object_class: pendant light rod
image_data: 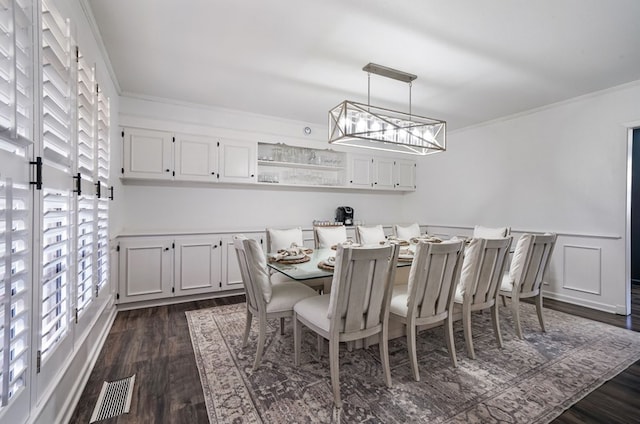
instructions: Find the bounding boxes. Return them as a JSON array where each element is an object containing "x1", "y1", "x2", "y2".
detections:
[{"x1": 362, "y1": 63, "x2": 417, "y2": 83}]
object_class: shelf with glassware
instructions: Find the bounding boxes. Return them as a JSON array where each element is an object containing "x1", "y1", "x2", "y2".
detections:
[{"x1": 256, "y1": 142, "x2": 346, "y2": 187}]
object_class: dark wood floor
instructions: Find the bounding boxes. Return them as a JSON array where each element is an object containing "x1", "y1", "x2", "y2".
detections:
[{"x1": 70, "y1": 286, "x2": 640, "y2": 423}]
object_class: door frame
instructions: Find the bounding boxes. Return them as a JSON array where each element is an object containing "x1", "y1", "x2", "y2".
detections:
[{"x1": 625, "y1": 122, "x2": 640, "y2": 316}]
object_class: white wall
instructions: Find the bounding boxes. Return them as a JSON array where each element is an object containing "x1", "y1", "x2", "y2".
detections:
[
  {"x1": 118, "y1": 96, "x2": 412, "y2": 234},
  {"x1": 405, "y1": 80, "x2": 640, "y2": 314}
]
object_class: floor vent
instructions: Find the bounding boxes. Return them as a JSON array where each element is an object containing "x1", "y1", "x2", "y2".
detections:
[{"x1": 90, "y1": 374, "x2": 136, "y2": 423}]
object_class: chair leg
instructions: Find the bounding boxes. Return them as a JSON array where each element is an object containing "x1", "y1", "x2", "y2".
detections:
[
  {"x1": 253, "y1": 316, "x2": 267, "y2": 371},
  {"x1": 501, "y1": 294, "x2": 507, "y2": 307},
  {"x1": 535, "y1": 293, "x2": 546, "y2": 333},
  {"x1": 294, "y1": 313, "x2": 302, "y2": 366},
  {"x1": 329, "y1": 337, "x2": 342, "y2": 409},
  {"x1": 512, "y1": 297, "x2": 523, "y2": 339},
  {"x1": 317, "y1": 334, "x2": 323, "y2": 359},
  {"x1": 243, "y1": 310, "x2": 252, "y2": 347},
  {"x1": 379, "y1": 323, "x2": 392, "y2": 388},
  {"x1": 407, "y1": 324, "x2": 420, "y2": 381},
  {"x1": 444, "y1": 317, "x2": 458, "y2": 368},
  {"x1": 491, "y1": 304, "x2": 503, "y2": 348},
  {"x1": 280, "y1": 317, "x2": 285, "y2": 335},
  {"x1": 463, "y1": 304, "x2": 475, "y2": 359}
]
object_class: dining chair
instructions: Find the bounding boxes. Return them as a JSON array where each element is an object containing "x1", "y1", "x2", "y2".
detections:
[
  {"x1": 355, "y1": 224, "x2": 386, "y2": 245},
  {"x1": 389, "y1": 239, "x2": 465, "y2": 381},
  {"x1": 472, "y1": 225, "x2": 511, "y2": 239},
  {"x1": 313, "y1": 224, "x2": 348, "y2": 249},
  {"x1": 293, "y1": 244, "x2": 399, "y2": 408},
  {"x1": 233, "y1": 235, "x2": 318, "y2": 370},
  {"x1": 266, "y1": 226, "x2": 304, "y2": 252},
  {"x1": 393, "y1": 222, "x2": 421, "y2": 241},
  {"x1": 499, "y1": 233, "x2": 557, "y2": 339},
  {"x1": 452, "y1": 237, "x2": 512, "y2": 359}
]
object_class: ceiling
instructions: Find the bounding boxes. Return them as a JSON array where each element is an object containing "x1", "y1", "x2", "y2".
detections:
[{"x1": 88, "y1": 0, "x2": 640, "y2": 130}]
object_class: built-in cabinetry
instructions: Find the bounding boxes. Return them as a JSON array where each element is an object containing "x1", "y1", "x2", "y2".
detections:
[
  {"x1": 348, "y1": 154, "x2": 416, "y2": 190},
  {"x1": 122, "y1": 127, "x2": 257, "y2": 183},
  {"x1": 117, "y1": 232, "x2": 261, "y2": 305},
  {"x1": 121, "y1": 126, "x2": 416, "y2": 191}
]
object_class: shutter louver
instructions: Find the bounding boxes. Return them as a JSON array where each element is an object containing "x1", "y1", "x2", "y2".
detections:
[{"x1": 0, "y1": 179, "x2": 30, "y2": 407}]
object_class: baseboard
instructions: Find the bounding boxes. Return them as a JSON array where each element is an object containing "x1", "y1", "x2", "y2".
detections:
[
  {"x1": 116, "y1": 289, "x2": 245, "y2": 311},
  {"x1": 542, "y1": 290, "x2": 622, "y2": 314}
]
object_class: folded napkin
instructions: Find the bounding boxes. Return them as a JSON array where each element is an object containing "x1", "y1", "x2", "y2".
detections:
[
  {"x1": 270, "y1": 243, "x2": 313, "y2": 261},
  {"x1": 410, "y1": 235, "x2": 442, "y2": 244}
]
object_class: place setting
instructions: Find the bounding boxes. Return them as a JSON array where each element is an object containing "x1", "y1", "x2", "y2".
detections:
[{"x1": 268, "y1": 243, "x2": 313, "y2": 264}]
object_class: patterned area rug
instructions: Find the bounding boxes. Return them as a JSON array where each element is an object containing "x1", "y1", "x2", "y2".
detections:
[{"x1": 186, "y1": 302, "x2": 640, "y2": 423}]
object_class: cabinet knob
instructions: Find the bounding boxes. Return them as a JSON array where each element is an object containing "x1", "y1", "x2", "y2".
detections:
[
  {"x1": 350, "y1": 180, "x2": 353, "y2": 183},
  {"x1": 251, "y1": 174, "x2": 255, "y2": 177},
  {"x1": 211, "y1": 172, "x2": 216, "y2": 175},
  {"x1": 164, "y1": 247, "x2": 169, "y2": 251},
  {"x1": 374, "y1": 182, "x2": 377, "y2": 185},
  {"x1": 213, "y1": 245, "x2": 218, "y2": 249},
  {"x1": 165, "y1": 169, "x2": 170, "y2": 172}
]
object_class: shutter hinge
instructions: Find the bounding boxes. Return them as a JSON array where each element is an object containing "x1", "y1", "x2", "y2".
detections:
[
  {"x1": 29, "y1": 156, "x2": 43, "y2": 190},
  {"x1": 73, "y1": 173, "x2": 82, "y2": 196},
  {"x1": 36, "y1": 350, "x2": 42, "y2": 373},
  {"x1": 96, "y1": 182, "x2": 101, "y2": 198},
  {"x1": 75, "y1": 308, "x2": 79, "y2": 324},
  {"x1": 109, "y1": 186, "x2": 114, "y2": 200},
  {"x1": 96, "y1": 83, "x2": 100, "y2": 95},
  {"x1": 95, "y1": 285, "x2": 99, "y2": 297},
  {"x1": 75, "y1": 45, "x2": 79, "y2": 62}
]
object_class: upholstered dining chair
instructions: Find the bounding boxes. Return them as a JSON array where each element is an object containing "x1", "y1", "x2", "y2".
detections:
[
  {"x1": 355, "y1": 224, "x2": 386, "y2": 245},
  {"x1": 472, "y1": 225, "x2": 511, "y2": 239},
  {"x1": 389, "y1": 240, "x2": 465, "y2": 382},
  {"x1": 499, "y1": 233, "x2": 557, "y2": 339},
  {"x1": 452, "y1": 237, "x2": 512, "y2": 359},
  {"x1": 266, "y1": 226, "x2": 304, "y2": 252},
  {"x1": 313, "y1": 224, "x2": 348, "y2": 249},
  {"x1": 293, "y1": 244, "x2": 399, "y2": 409},
  {"x1": 233, "y1": 235, "x2": 318, "y2": 370},
  {"x1": 393, "y1": 222, "x2": 421, "y2": 241}
]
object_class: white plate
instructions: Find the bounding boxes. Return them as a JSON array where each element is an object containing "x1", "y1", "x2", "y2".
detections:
[{"x1": 284, "y1": 254, "x2": 306, "y2": 260}]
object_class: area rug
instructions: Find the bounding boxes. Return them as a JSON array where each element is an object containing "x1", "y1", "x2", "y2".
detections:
[{"x1": 186, "y1": 302, "x2": 640, "y2": 423}]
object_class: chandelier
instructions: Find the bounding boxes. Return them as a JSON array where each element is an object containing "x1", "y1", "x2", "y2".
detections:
[{"x1": 328, "y1": 63, "x2": 446, "y2": 155}]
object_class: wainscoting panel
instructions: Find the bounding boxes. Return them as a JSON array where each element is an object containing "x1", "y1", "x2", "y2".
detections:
[{"x1": 563, "y1": 245, "x2": 602, "y2": 295}]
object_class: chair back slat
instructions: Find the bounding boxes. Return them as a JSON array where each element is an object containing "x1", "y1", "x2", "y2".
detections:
[
  {"x1": 519, "y1": 234, "x2": 556, "y2": 295},
  {"x1": 409, "y1": 241, "x2": 465, "y2": 320},
  {"x1": 233, "y1": 238, "x2": 265, "y2": 312},
  {"x1": 471, "y1": 238, "x2": 512, "y2": 305},
  {"x1": 332, "y1": 245, "x2": 398, "y2": 335}
]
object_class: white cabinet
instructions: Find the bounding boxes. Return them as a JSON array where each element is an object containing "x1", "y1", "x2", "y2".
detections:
[
  {"x1": 174, "y1": 236, "x2": 222, "y2": 295},
  {"x1": 221, "y1": 234, "x2": 262, "y2": 291},
  {"x1": 175, "y1": 134, "x2": 218, "y2": 182},
  {"x1": 347, "y1": 154, "x2": 415, "y2": 191},
  {"x1": 395, "y1": 159, "x2": 416, "y2": 190},
  {"x1": 218, "y1": 139, "x2": 257, "y2": 183},
  {"x1": 118, "y1": 237, "x2": 174, "y2": 303},
  {"x1": 348, "y1": 154, "x2": 375, "y2": 188},
  {"x1": 123, "y1": 127, "x2": 173, "y2": 179}
]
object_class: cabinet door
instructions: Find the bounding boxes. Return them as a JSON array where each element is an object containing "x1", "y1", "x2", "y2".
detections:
[
  {"x1": 222, "y1": 233, "x2": 263, "y2": 291},
  {"x1": 373, "y1": 157, "x2": 395, "y2": 189},
  {"x1": 175, "y1": 134, "x2": 218, "y2": 182},
  {"x1": 174, "y1": 237, "x2": 222, "y2": 295},
  {"x1": 123, "y1": 127, "x2": 173, "y2": 179},
  {"x1": 348, "y1": 154, "x2": 373, "y2": 188},
  {"x1": 118, "y1": 237, "x2": 173, "y2": 303},
  {"x1": 395, "y1": 159, "x2": 417, "y2": 190},
  {"x1": 218, "y1": 139, "x2": 256, "y2": 183}
]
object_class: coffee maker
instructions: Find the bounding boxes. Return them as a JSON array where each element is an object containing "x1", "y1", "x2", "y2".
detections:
[{"x1": 335, "y1": 206, "x2": 354, "y2": 226}]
